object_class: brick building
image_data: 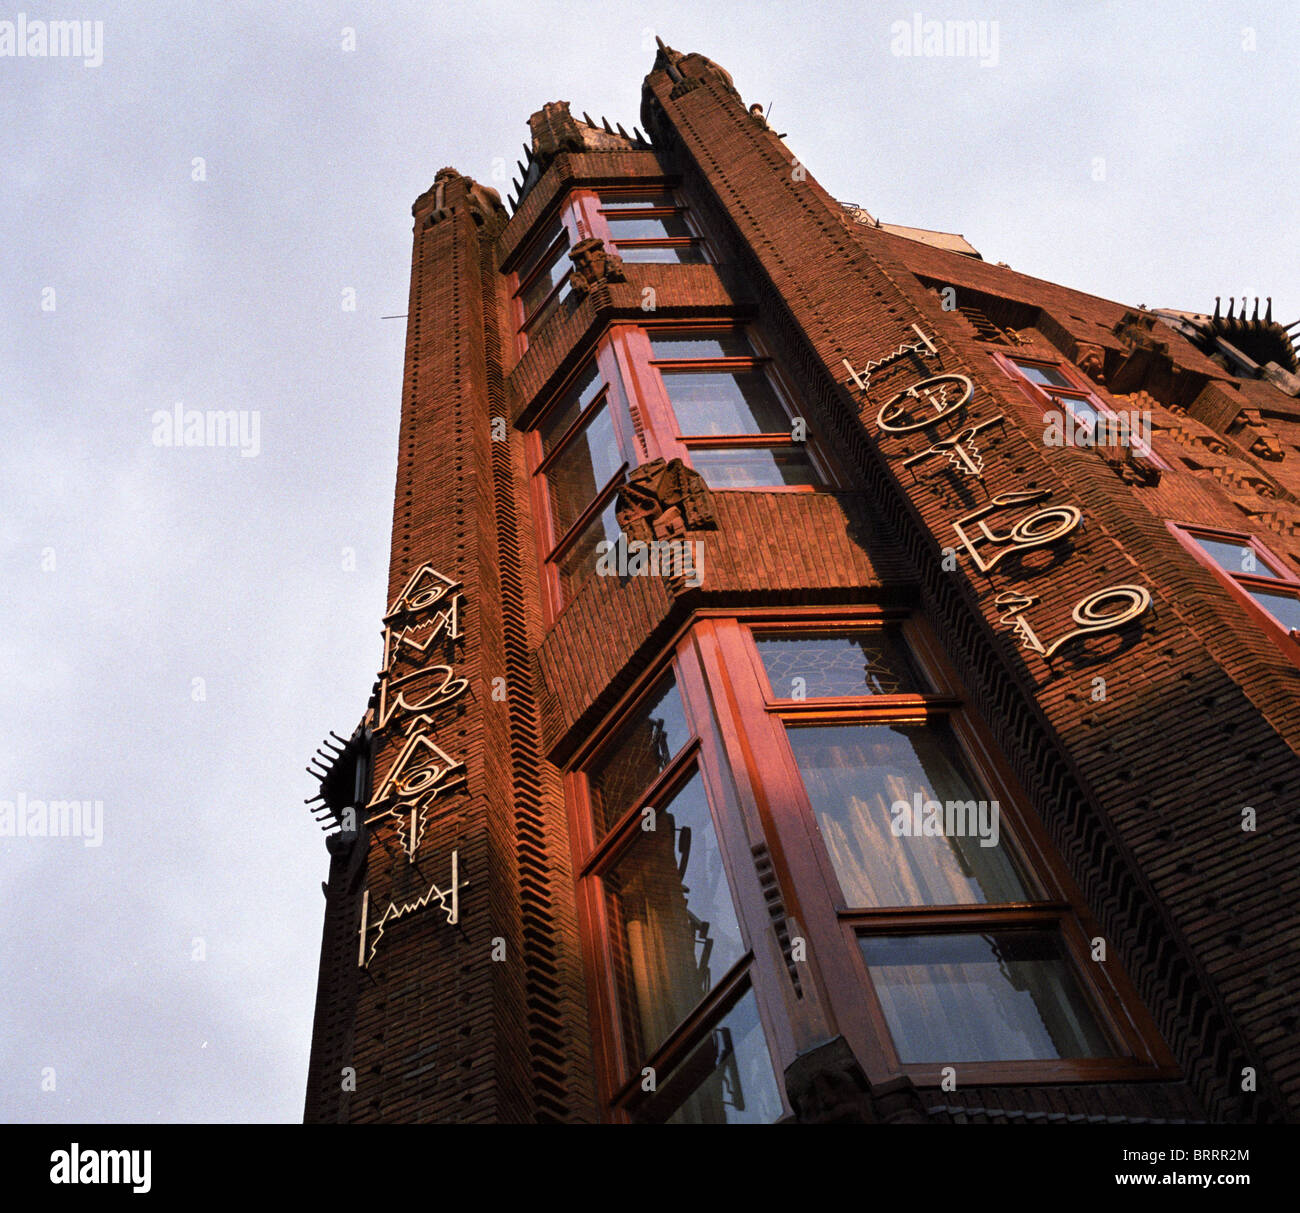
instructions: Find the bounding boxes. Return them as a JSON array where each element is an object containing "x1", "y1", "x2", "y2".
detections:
[{"x1": 302, "y1": 43, "x2": 1300, "y2": 1125}]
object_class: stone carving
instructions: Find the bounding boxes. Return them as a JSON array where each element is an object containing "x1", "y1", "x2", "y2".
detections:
[
  {"x1": 1074, "y1": 341, "x2": 1106, "y2": 382},
  {"x1": 614, "y1": 457, "x2": 716, "y2": 544},
  {"x1": 566, "y1": 237, "x2": 627, "y2": 298},
  {"x1": 1112, "y1": 452, "x2": 1163, "y2": 487},
  {"x1": 1233, "y1": 409, "x2": 1285, "y2": 462},
  {"x1": 784, "y1": 1037, "x2": 928, "y2": 1124}
]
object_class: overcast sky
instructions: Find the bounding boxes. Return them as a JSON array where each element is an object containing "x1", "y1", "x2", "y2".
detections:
[{"x1": 2, "y1": 0, "x2": 1296, "y2": 1124}]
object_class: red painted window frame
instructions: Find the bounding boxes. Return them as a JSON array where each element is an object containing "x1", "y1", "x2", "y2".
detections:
[
  {"x1": 509, "y1": 185, "x2": 711, "y2": 355},
  {"x1": 1168, "y1": 522, "x2": 1300, "y2": 661},
  {"x1": 991, "y1": 349, "x2": 1168, "y2": 468},
  {"x1": 527, "y1": 336, "x2": 644, "y2": 624}
]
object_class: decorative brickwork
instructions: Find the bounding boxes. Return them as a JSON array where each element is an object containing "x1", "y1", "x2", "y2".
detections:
[{"x1": 306, "y1": 45, "x2": 1300, "y2": 1125}]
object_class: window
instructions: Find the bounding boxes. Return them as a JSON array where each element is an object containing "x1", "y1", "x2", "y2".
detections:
[
  {"x1": 568, "y1": 656, "x2": 787, "y2": 1123},
  {"x1": 567, "y1": 615, "x2": 1173, "y2": 1119},
  {"x1": 994, "y1": 351, "x2": 1167, "y2": 468},
  {"x1": 636, "y1": 327, "x2": 829, "y2": 490},
  {"x1": 703, "y1": 611, "x2": 1173, "y2": 1085},
  {"x1": 509, "y1": 185, "x2": 710, "y2": 347},
  {"x1": 859, "y1": 931, "x2": 1111, "y2": 1063},
  {"x1": 1170, "y1": 524, "x2": 1300, "y2": 647},
  {"x1": 527, "y1": 326, "x2": 836, "y2": 619},
  {"x1": 529, "y1": 353, "x2": 639, "y2": 615},
  {"x1": 510, "y1": 217, "x2": 574, "y2": 337},
  {"x1": 595, "y1": 189, "x2": 708, "y2": 264}
]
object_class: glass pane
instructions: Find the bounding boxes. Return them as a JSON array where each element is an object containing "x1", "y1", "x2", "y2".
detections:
[
  {"x1": 606, "y1": 214, "x2": 694, "y2": 241},
  {"x1": 539, "y1": 361, "x2": 605, "y2": 457},
  {"x1": 586, "y1": 674, "x2": 691, "y2": 836},
  {"x1": 518, "y1": 237, "x2": 569, "y2": 318},
  {"x1": 650, "y1": 330, "x2": 753, "y2": 360},
  {"x1": 516, "y1": 221, "x2": 565, "y2": 284},
  {"x1": 523, "y1": 278, "x2": 572, "y2": 333},
  {"x1": 662, "y1": 369, "x2": 788, "y2": 435},
  {"x1": 617, "y1": 244, "x2": 706, "y2": 264},
  {"x1": 545, "y1": 403, "x2": 622, "y2": 537},
  {"x1": 689, "y1": 446, "x2": 819, "y2": 489},
  {"x1": 658, "y1": 991, "x2": 784, "y2": 1124},
  {"x1": 604, "y1": 770, "x2": 745, "y2": 1058},
  {"x1": 600, "y1": 192, "x2": 676, "y2": 210},
  {"x1": 754, "y1": 628, "x2": 927, "y2": 698},
  {"x1": 554, "y1": 499, "x2": 620, "y2": 606},
  {"x1": 1248, "y1": 587, "x2": 1300, "y2": 632},
  {"x1": 1193, "y1": 534, "x2": 1278, "y2": 578},
  {"x1": 786, "y1": 723, "x2": 1026, "y2": 907},
  {"x1": 859, "y1": 932, "x2": 1111, "y2": 1063},
  {"x1": 1012, "y1": 360, "x2": 1073, "y2": 388}
]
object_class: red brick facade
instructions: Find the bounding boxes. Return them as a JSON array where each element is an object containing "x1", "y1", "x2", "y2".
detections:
[{"x1": 303, "y1": 45, "x2": 1300, "y2": 1124}]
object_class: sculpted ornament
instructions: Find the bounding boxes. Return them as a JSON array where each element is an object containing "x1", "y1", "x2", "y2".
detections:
[
  {"x1": 842, "y1": 325, "x2": 938, "y2": 398},
  {"x1": 358, "y1": 851, "x2": 466, "y2": 967},
  {"x1": 994, "y1": 584, "x2": 1152, "y2": 662},
  {"x1": 876, "y1": 374, "x2": 974, "y2": 433},
  {"x1": 952, "y1": 490, "x2": 1083, "y2": 573}
]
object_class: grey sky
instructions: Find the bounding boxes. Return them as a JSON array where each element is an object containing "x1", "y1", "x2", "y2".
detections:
[{"x1": 2, "y1": 0, "x2": 1295, "y2": 1123}]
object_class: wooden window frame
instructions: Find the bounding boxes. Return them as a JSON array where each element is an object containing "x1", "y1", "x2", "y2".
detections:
[
  {"x1": 1169, "y1": 522, "x2": 1300, "y2": 661},
  {"x1": 564, "y1": 610, "x2": 1176, "y2": 1122},
  {"x1": 526, "y1": 323, "x2": 839, "y2": 623},
  {"x1": 507, "y1": 184, "x2": 709, "y2": 354},
  {"x1": 991, "y1": 349, "x2": 1168, "y2": 469},
  {"x1": 507, "y1": 191, "x2": 600, "y2": 351}
]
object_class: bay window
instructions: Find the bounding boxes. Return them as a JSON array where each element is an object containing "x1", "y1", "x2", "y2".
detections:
[
  {"x1": 568, "y1": 653, "x2": 788, "y2": 1124},
  {"x1": 529, "y1": 353, "x2": 638, "y2": 614},
  {"x1": 528, "y1": 325, "x2": 835, "y2": 619},
  {"x1": 509, "y1": 186, "x2": 710, "y2": 347},
  {"x1": 510, "y1": 217, "x2": 574, "y2": 337},
  {"x1": 567, "y1": 612, "x2": 1173, "y2": 1119},
  {"x1": 636, "y1": 326, "x2": 829, "y2": 490}
]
